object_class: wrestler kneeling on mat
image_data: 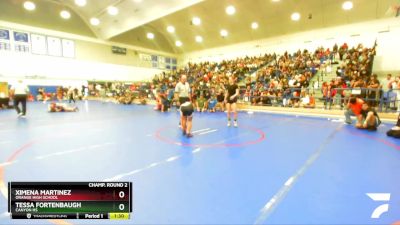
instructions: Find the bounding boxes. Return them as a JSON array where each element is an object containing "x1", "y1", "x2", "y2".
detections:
[
  {"x1": 48, "y1": 102, "x2": 78, "y2": 113},
  {"x1": 180, "y1": 100, "x2": 194, "y2": 138},
  {"x1": 356, "y1": 102, "x2": 381, "y2": 131}
]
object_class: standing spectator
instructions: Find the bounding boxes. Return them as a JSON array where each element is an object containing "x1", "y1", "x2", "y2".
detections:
[
  {"x1": 68, "y1": 86, "x2": 75, "y2": 103},
  {"x1": 56, "y1": 86, "x2": 63, "y2": 101},
  {"x1": 366, "y1": 74, "x2": 380, "y2": 107},
  {"x1": 335, "y1": 78, "x2": 347, "y2": 110},
  {"x1": 167, "y1": 85, "x2": 175, "y2": 108},
  {"x1": 322, "y1": 82, "x2": 331, "y2": 110},
  {"x1": 10, "y1": 80, "x2": 29, "y2": 117},
  {"x1": 382, "y1": 74, "x2": 394, "y2": 109}
]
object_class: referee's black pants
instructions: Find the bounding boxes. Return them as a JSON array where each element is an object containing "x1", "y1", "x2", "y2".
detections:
[{"x1": 14, "y1": 94, "x2": 27, "y2": 115}]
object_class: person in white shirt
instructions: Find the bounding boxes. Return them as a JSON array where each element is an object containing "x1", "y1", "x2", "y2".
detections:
[
  {"x1": 10, "y1": 80, "x2": 29, "y2": 117},
  {"x1": 174, "y1": 75, "x2": 190, "y2": 106},
  {"x1": 175, "y1": 75, "x2": 191, "y2": 127}
]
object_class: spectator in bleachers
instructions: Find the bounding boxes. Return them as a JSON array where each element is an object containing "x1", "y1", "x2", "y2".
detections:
[
  {"x1": 382, "y1": 74, "x2": 394, "y2": 107},
  {"x1": 142, "y1": 42, "x2": 376, "y2": 111},
  {"x1": 260, "y1": 90, "x2": 272, "y2": 106}
]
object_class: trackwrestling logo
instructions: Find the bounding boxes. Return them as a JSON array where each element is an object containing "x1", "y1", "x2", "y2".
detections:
[{"x1": 367, "y1": 193, "x2": 391, "y2": 219}]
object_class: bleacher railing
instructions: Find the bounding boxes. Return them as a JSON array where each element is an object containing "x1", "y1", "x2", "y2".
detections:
[{"x1": 238, "y1": 87, "x2": 400, "y2": 113}]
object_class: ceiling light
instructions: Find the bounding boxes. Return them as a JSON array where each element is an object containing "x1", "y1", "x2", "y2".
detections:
[
  {"x1": 133, "y1": 0, "x2": 142, "y2": 2},
  {"x1": 175, "y1": 40, "x2": 182, "y2": 47},
  {"x1": 192, "y1": 17, "x2": 201, "y2": 26},
  {"x1": 23, "y1": 1, "x2": 36, "y2": 11},
  {"x1": 220, "y1": 29, "x2": 228, "y2": 37},
  {"x1": 291, "y1": 12, "x2": 301, "y2": 21},
  {"x1": 107, "y1": 6, "x2": 119, "y2": 16},
  {"x1": 226, "y1": 5, "x2": 236, "y2": 15},
  {"x1": 342, "y1": 1, "x2": 353, "y2": 10},
  {"x1": 74, "y1": 0, "x2": 87, "y2": 7},
  {"x1": 147, "y1": 32, "x2": 154, "y2": 39},
  {"x1": 167, "y1": 26, "x2": 175, "y2": 33},
  {"x1": 90, "y1": 18, "x2": 100, "y2": 26},
  {"x1": 251, "y1": 22, "x2": 259, "y2": 29},
  {"x1": 195, "y1": 36, "x2": 203, "y2": 43},
  {"x1": 271, "y1": 0, "x2": 280, "y2": 2},
  {"x1": 60, "y1": 10, "x2": 71, "y2": 19}
]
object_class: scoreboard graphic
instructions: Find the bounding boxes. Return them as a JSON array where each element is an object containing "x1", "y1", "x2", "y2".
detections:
[{"x1": 8, "y1": 182, "x2": 132, "y2": 220}]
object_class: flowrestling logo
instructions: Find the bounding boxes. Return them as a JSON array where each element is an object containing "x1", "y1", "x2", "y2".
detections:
[{"x1": 366, "y1": 193, "x2": 391, "y2": 219}]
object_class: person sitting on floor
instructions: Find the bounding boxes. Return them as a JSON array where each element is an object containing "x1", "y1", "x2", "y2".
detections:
[
  {"x1": 196, "y1": 94, "x2": 207, "y2": 112},
  {"x1": 387, "y1": 113, "x2": 400, "y2": 138},
  {"x1": 48, "y1": 102, "x2": 78, "y2": 112},
  {"x1": 208, "y1": 95, "x2": 217, "y2": 112},
  {"x1": 155, "y1": 91, "x2": 169, "y2": 112},
  {"x1": 302, "y1": 93, "x2": 316, "y2": 108},
  {"x1": 356, "y1": 102, "x2": 381, "y2": 131}
]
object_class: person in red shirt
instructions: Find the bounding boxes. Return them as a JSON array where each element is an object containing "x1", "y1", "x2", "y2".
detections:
[{"x1": 345, "y1": 97, "x2": 364, "y2": 124}]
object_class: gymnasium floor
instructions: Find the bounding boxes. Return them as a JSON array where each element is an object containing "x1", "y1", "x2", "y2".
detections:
[{"x1": 0, "y1": 101, "x2": 399, "y2": 225}]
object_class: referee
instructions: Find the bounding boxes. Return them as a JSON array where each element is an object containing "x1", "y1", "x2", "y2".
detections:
[
  {"x1": 175, "y1": 75, "x2": 190, "y2": 106},
  {"x1": 10, "y1": 80, "x2": 29, "y2": 118},
  {"x1": 175, "y1": 75, "x2": 191, "y2": 127}
]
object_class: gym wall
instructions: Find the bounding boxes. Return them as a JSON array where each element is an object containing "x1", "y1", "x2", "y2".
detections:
[{"x1": 0, "y1": 20, "x2": 176, "y2": 82}]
